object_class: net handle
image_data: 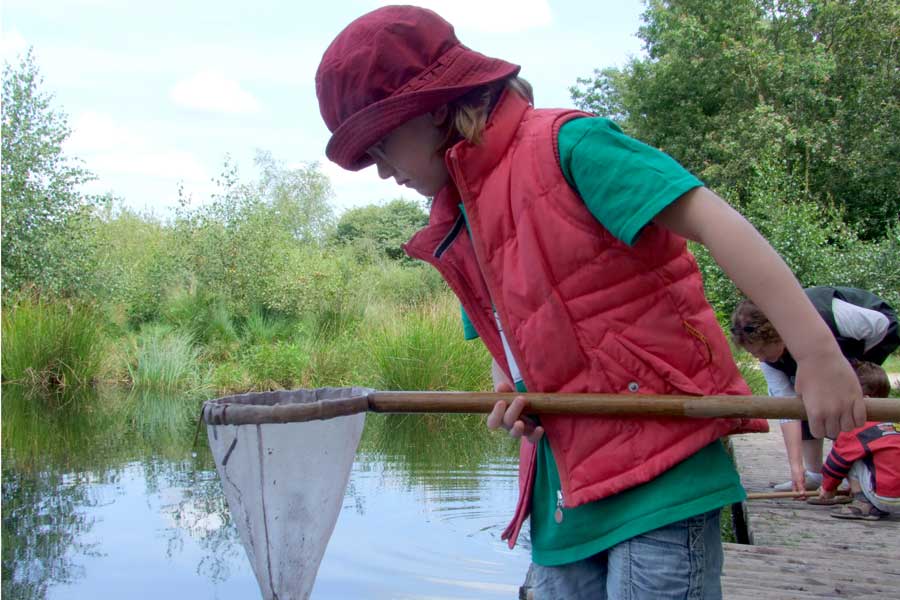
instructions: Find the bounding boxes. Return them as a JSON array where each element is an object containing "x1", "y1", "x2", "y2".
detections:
[{"x1": 202, "y1": 391, "x2": 899, "y2": 426}]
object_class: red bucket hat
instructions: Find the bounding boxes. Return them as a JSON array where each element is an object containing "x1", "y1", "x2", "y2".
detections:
[{"x1": 316, "y1": 5, "x2": 520, "y2": 171}]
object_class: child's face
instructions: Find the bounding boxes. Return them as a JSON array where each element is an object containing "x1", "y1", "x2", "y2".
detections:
[
  {"x1": 367, "y1": 112, "x2": 450, "y2": 197},
  {"x1": 745, "y1": 340, "x2": 786, "y2": 363}
]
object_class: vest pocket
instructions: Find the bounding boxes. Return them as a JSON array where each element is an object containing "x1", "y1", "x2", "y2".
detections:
[{"x1": 601, "y1": 331, "x2": 706, "y2": 396}]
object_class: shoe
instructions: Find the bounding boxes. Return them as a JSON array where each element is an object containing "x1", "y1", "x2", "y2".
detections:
[
  {"x1": 806, "y1": 494, "x2": 852, "y2": 506},
  {"x1": 830, "y1": 500, "x2": 890, "y2": 521},
  {"x1": 773, "y1": 471, "x2": 823, "y2": 492}
]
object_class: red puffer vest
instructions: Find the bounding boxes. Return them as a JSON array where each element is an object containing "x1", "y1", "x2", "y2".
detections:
[{"x1": 403, "y1": 91, "x2": 768, "y2": 549}]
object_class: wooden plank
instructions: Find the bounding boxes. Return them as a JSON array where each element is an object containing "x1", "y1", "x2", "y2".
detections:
[{"x1": 724, "y1": 422, "x2": 900, "y2": 599}]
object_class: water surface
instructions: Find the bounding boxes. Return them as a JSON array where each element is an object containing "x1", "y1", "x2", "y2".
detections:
[{"x1": 2, "y1": 388, "x2": 531, "y2": 599}]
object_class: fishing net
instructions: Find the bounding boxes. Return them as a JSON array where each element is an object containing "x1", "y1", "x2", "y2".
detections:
[{"x1": 203, "y1": 387, "x2": 371, "y2": 600}]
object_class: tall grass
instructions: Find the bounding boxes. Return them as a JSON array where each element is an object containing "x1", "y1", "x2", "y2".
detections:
[
  {"x1": 126, "y1": 325, "x2": 209, "y2": 394},
  {"x1": 242, "y1": 305, "x2": 294, "y2": 345},
  {"x1": 362, "y1": 294, "x2": 491, "y2": 392},
  {"x1": 1, "y1": 297, "x2": 103, "y2": 393}
]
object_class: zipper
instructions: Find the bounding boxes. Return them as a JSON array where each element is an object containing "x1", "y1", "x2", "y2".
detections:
[
  {"x1": 554, "y1": 489, "x2": 565, "y2": 524},
  {"x1": 449, "y1": 151, "x2": 526, "y2": 391}
]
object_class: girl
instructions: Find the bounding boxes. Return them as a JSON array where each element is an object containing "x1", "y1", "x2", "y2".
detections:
[
  {"x1": 316, "y1": 6, "x2": 865, "y2": 598},
  {"x1": 731, "y1": 287, "x2": 899, "y2": 494}
]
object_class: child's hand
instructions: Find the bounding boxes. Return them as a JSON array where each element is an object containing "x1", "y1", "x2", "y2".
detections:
[
  {"x1": 794, "y1": 351, "x2": 866, "y2": 438},
  {"x1": 790, "y1": 463, "x2": 808, "y2": 497},
  {"x1": 487, "y1": 381, "x2": 544, "y2": 443}
]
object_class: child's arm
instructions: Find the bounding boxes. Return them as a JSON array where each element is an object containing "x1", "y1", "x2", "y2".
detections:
[
  {"x1": 780, "y1": 421, "x2": 808, "y2": 493},
  {"x1": 821, "y1": 433, "x2": 866, "y2": 492},
  {"x1": 654, "y1": 187, "x2": 866, "y2": 438}
]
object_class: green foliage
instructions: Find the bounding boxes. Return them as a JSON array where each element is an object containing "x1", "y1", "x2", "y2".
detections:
[
  {"x1": 241, "y1": 340, "x2": 309, "y2": 390},
  {"x1": 1, "y1": 296, "x2": 103, "y2": 394},
  {"x1": 210, "y1": 361, "x2": 251, "y2": 394},
  {"x1": 262, "y1": 245, "x2": 363, "y2": 327},
  {"x1": 92, "y1": 204, "x2": 185, "y2": 325},
  {"x1": 571, "y1": 0, "x2": 899, "y2": 237},
  {"x1": 359, "y1": 260, "x2": 448, "y2": 308},
  {"x1": 1, "y1": 50, "x2": 104, "y2": 297},
  {"x1": 125, "y1": 325, "x2": 209, "y2": 394},
  {"x1": 333, "y1": 198, "x2": 428, "y2": 261},
  {"x1": 161, "y1": 287, "x2": 239, "y2": 359},
  {"x1": 691, "y1": 155, "x2": 900, "y2": 317},
  {"x1": 362, "y1": 294, "x2": 492, "y2": 391},
  {"x1": 241, "y1": 305, "x2": 295, "y2": 345},
  {"x1": 173, "y1": 154, "x2": 347, "y2": 321}
]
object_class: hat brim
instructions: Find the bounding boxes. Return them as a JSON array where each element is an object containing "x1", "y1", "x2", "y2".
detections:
[{"x1": 326, "y1": 49, "x2": 519, "y2": 171}]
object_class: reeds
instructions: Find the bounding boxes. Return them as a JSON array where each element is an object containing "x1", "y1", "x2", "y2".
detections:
[
  {"x1": 126, "y1": 325, "x2": 210, "y2": 394},
  {"x1": 362, "y1": 294, "x2": 492, "y2": 392},
  {"x1": 1, "y1": 296, "x2": 103, "y2": 394}
]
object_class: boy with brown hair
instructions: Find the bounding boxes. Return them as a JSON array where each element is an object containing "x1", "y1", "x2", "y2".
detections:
[{"x1": 817, "y1": 361, "x2": 899, "y2": 520}]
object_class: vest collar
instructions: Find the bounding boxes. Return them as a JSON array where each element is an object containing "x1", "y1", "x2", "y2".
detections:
[{"x1": 446, "y1": 89, "x2": 532, "y2": 186}]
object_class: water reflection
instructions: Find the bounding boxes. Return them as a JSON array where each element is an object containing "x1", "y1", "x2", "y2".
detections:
[{"x1": 2, "y1": 387, "x2": 531, "y2": 599}]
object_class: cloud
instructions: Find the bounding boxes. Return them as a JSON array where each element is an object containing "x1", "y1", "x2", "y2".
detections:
[
  {"x1": 169, "y1": 69, "x2": 261, "y2": 114},
  {"x1": 66, "y1": 111, "x2": 143, "y2": 152},
  {"x1": 89, "y1": 149, "x2": 208, "y2": 184},
  {"x1": 373, "y1": 0, "x2": 553, "y2": 33},
  {"x1": 65, "y1": 111, "x2": 208, "y2": 181},
  {"x1": 2, "y1": 29, "x2": 28, "y2": 61}
]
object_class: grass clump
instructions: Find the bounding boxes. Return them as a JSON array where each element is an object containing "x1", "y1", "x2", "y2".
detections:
[
  {"x1": 126, "y1": 325, "x2": 209, "y2": 394},
  {"x1": 363, "y1": 294, "x2": 491, "y2": 392},
  {"x1": 1, "y1": 296, "x2": 103, "y2": 393}
]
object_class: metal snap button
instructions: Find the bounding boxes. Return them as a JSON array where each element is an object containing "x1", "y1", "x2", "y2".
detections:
[{"x1": 627, "y1": 382, "x2": 639, "y2": 393}]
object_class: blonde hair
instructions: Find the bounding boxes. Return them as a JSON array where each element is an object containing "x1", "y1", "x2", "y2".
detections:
[{"x1": 438, "y1": 77, "x2": 533, "y2": 150}]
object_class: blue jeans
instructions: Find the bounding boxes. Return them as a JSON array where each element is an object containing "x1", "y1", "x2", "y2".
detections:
[{"x1": 529, "y1": 509, "x2": 724, "y2": 600}]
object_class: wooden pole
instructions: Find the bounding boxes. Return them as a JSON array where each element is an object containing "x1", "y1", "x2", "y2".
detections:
[
  {"x1": 204, "y1": 391, "x2": 900, "y2": 426},
  {"x1": 367, "y1": 391, "x2": 900, "y2": 421},
  {"x1": 745, "y1": 489, "x2": 851, "y2": 500}
]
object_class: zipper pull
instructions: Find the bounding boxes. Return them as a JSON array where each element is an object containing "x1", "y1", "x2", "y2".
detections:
[{"x1": 554, "y1": 489, "x2": 565, "y2": 524}]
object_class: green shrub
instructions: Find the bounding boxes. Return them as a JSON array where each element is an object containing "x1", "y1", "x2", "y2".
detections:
[
  {"x1": 241, "y1": 341, "x2": 309, "y2": 390},
  {"x1": 1, "y1": 296, "x2": 103, "y2": 393},
  {"x1": 126, "y1": 325, "x2": 209, "y2": 394},
  {"x1": 210, "y1": 361, "x2": 251, "y2": 395},
  {"x1": 693, "y1": 159, "x2": 900, "y2": 320}
]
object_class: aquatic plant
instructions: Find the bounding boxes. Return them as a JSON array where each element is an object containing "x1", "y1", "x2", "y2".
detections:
[
  {"x1": 362, "y1": 293, "x2": 492, "y2": 392},
  {"x1": 1, "y1": 296, "x2": 103, "y2": 394},
  {"x1": 126, "y1": 325, "x2": 210, "y2": 394}
]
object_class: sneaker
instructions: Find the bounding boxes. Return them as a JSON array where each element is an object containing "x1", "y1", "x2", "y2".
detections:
[{"x1": 773, "y1": 470, "x2": 823, "y2": 492}]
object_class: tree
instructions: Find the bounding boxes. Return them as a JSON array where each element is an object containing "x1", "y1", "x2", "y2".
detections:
[
  {"x1": 173, "y1": 154, "x2": 344, "y2": 320},
  {"x1": 333, "y1": 199, "x2": 429, "y2": 261},
  {"x1": 570, "y1": 0, "x2": 899, "y2": 238},
  {"x1": 254, "y1": 150, "x2": 335, "y2": 245},
  {"x1": 1, "y1": 49, "x2": 101, "y2": 297}
]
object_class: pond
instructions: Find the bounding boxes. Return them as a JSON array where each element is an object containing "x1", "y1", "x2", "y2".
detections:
[{"x1": 2, "y1": 387, "x2": 531, "y2": 599}]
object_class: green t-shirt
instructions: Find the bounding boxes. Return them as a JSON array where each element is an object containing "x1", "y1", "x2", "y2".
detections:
[{"x1": 461, "y1": 117, "x2": 745, "y2": 566}]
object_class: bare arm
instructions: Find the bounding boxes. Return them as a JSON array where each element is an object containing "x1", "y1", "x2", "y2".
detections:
[
  {"x1": 654, "y1": 187, "x2": 865, "y2": 438},
  {"x1": 780, "y1": 421, "x2": 808, "y2": 494}
]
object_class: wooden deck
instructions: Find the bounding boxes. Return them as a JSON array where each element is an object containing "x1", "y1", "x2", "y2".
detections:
[{"x1": 723, "y1": 421, "x2": 900, "y2": 599}]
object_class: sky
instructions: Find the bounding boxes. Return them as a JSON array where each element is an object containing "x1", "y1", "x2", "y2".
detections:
[{"x1": 1, "y1": 0, "x2": 647, "y2": 217}]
